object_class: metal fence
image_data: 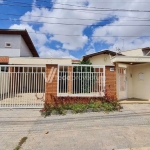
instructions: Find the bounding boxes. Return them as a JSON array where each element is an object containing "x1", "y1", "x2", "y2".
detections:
[
  {"x1": 57, "y1": 65, "x2": 105, "y2": 97},
  {"x1": 0, "y1": 65, "x2": 45, "y2": 108}
]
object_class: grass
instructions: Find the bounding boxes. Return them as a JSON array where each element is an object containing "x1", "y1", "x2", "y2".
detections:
[{"x1": 14, "y1": 137, "x2": 28, "y2": 150}]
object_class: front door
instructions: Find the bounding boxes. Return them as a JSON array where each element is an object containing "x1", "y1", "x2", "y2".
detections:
[{"x1": 118, "y1": 67, "x2": 127, "y2": 99}]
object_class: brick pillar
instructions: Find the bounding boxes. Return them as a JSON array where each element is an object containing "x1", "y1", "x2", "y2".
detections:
[
  {"x1": 45, "y1": 64, "x2": 58, "y2": 104},
  {"x1": 95, "y1": 67, "x2": 104, "y2": 92},
  {"x1": 105, "y1": 66, "x2": 117, "y2": 99},
  {"x1": 68, "y1": 66, "x2": 73, "y2": 94},
  {"x1": 0, "y1": 56, "x2": 9, "y2": 63}
]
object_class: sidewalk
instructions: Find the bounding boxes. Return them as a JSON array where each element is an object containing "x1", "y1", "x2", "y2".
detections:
[{"x1": 0, "y1": 104, "x2": 150, "y2": 150}]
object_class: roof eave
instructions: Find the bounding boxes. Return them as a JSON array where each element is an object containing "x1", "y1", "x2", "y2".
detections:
[
  {"x1": 112, "y1": 56, "x2": 150, "y2": 63},
  {"x1": 82, "y1": 50, "x2": 123, "y2": 61}
]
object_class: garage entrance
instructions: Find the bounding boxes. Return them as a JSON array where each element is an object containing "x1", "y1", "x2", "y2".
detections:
[{"x1": 0, "y1": 65, "x2": 45, "y2": 108}]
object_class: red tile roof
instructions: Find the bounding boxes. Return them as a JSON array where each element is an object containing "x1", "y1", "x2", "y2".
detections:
[{"x1": 72, "y1": 60, "x2": 80, "y2": 63}]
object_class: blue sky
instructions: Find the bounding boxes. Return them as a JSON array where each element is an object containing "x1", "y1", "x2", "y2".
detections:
[{"x1": 0, "y1": 0, "x2": 150, "y2": 59}]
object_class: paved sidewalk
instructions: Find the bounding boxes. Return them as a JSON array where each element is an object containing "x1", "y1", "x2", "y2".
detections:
[
  {"x1": 0, "y1": 104, "x2": 150, "y2": 150},
  {"x1": 0, "y1": 109, "x2": 40, "y2": 150}
]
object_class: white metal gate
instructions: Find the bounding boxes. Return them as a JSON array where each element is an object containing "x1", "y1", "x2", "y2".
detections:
[
  {"x1": 58, "y1": 65, "x2": 105, "y2": 97},
  {"x1": 0, "y1": 65, "x2": 45, "y2": 108}
]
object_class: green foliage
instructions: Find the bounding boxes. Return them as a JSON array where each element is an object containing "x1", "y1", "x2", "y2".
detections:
[
  {"x1": 41, "y1": 104, "x2": 54, "y2": 117},
  {"x1": 40, "y1": 101, "x2": 122, "y2": 117},
  {"x1": 101, "y1": 102, "x2": 117, "y2": 112},
  {"x1": 73, "y1": 60, "x2": 94, "y2": 93},
  {"x1": 79, "y1": 60, "x2": 92, "y2": 65},
  {"x1": 54, "y1": 105, "x2": 67, "y2": 115},
  {"x1": 14, "y1": 137, "x2": 27, "y2": 150},
  {"x1": 70, "y1": 103, "x2": 88, "y2": 113},
  {"x1": 41, "y1": 104, "x2": 66, "y2": 117},
  {"x1": 41, "y1": 91, "x2": 123, "y2": 117},
  {"x1": 87, "y1": 101, "x2": 102, "y2": 112}
]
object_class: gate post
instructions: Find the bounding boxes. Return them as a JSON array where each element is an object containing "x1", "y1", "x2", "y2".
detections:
[
  {"x1": 45, "y1": 64, "x2": 58, "y2": 105},
  {"x1": 105, "y1": 66, "x2": 117, "y2": 99}
]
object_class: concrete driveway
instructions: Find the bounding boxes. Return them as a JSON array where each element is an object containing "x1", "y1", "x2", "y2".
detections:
[{"x1": 0, "y1": 104, "x2": 150, "y2": 150}]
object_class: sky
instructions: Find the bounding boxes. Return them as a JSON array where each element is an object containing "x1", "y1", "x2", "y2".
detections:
[{"x1": 0, "y1": 0, "x2": 150, "y2": 59}]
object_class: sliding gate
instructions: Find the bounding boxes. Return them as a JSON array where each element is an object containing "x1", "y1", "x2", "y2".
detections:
[{"x1": 0, "y1": 65, "x2": 45, "y2": 108}]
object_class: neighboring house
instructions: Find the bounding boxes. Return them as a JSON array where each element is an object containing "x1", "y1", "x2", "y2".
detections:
[
  {"x1": 82, "y1": 48, "x2": 150, "y2": 101},
  {"x1": 0, "y1": 29, "x2": 39, "y2": 58},
  {"x1": 0, "y1": 29, "x2": 85, "y2": 108},
  {"x1": 121, "y1": 47, "x2": 150, "y2": 56},
  {"x1": 82, "y1": 50, "x2": 122, "y2": 101},
  {"x1": 0, "y1": 29, "x2": 150, "y2": 109}
]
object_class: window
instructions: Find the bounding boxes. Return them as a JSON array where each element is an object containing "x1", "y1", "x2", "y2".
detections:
[{"x1": 5, "y1": 42, "x2": 11, "y2": 48}]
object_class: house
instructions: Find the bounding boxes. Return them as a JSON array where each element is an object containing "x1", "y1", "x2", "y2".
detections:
[
  {"x1": 0, "y1": 29, "x2": 88, "y2": 108},
  {"x1": 82, "y1": 48, "x2": 150, "y2": 101},
  {"x1": 0, "y1": 29, "x2": 38, "y2": 63},
  {"x1": 0, "y1": 29, "x2": 150, "y2": 108}
]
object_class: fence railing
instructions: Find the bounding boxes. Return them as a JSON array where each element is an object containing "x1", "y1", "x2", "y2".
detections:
[
  {"x1": 57, "y1": 65, "x2": 105, "y2": 97},
  {"x1": 0, "y1": 65, "x2": 45, "y2": 108}
]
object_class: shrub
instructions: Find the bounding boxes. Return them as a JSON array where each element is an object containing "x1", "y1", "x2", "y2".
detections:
[
  {"x1": 40, "y1": 101, "x2": 122, "y2": 117},
  {"x1": 54, "y1": 105, "x2": 66, "y2": 115},
  {"x1": 40, "y1": 103, "x2": 54, "y2": 117},
  {"x1": 40, "y1": 91, "x2": 123, "y2": 117},
  {"x1": 71, "y1": 103, "x2": 88, "y2": 114},
  {"x1": 101, "y1": 102, "x2": 116, "y2": 112}
]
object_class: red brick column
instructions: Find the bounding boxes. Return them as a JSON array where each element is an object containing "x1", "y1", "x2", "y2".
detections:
[
  {"x1": 105, "y1": 66, "x2": 117, "y2": 99},
  {"x1": 45, "y1": 64, "x2": 58, "y2": 104},
  {"x1": 68, "y1": 66, "x2": 73, "y2": 94},
  {"x1": 0, "y1": 56, "x2": 9, "y2": 63}
]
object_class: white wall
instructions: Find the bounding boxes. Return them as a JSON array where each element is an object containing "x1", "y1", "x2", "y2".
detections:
[
  {"x1": 0, "y1": 34, "x2": 33, "y2": 57},
  {"x1": 9, "y1": 57, "x2": 72, "y2": 65},
  {"x1": 88, "y1": 54, "x2": 114, "y2": 66},
  {"x1": 117, "y1": 63, "x2": 150, "y2": 100},
  {"x1": 127, "y1": 65, "x2": 133, "y2": 98},
  {"x1": 20, "y1": 37, "x2": 33, "y2": 57},
  {"x1": 122, "y1": 49, "x2": 143, "y2": 56},
  {"x1": 132, "y1": 63, "x2": 150, "y2": 100},
  {"x1": 0, "y1": 34, "x2": 21, "y2": 57}
]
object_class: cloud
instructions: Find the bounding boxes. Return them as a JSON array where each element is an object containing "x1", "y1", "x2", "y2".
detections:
[
  {"x1": 9, "y1": 23, "x2": 76, "y2": 58},
  {"x1": 9, "y1": 23, "x2": 48, "y2": 48},
  {"x1": 19, "y1": 0, "x2": 112, "y2": 51},
  {"x1": 109, "y1": 37, "x2": 150, "y2": 52},
  {"x1": 85, "y1": 48, "x2": 96, "y2": 55},
  {"x1": 39, "y1": 46, "x2": 77, "y2": 59},
  {"x1": 92, "y1": 0, "x2": 150, "y2": 51},
  {"x1": 20, "y1": 6, "x2": 90, "y2": 50},
  {"x1": 0, "y1": 0, "x2": 3, "y2": 3},
  {"x1": 9, "y1": 0, "x2": 150, "y2": 57}
]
